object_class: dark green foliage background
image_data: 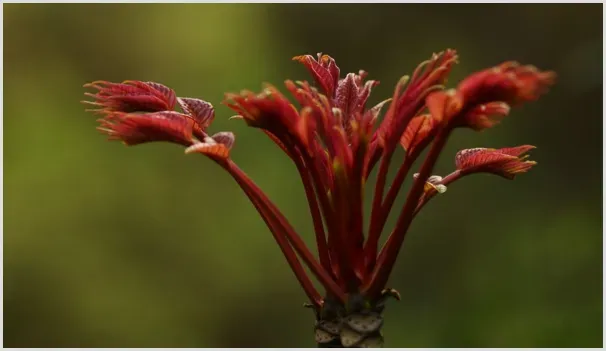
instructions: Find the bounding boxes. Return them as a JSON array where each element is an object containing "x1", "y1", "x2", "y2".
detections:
[{"x1": 4, "y1": 3, "x2": 602, "y2": 347}]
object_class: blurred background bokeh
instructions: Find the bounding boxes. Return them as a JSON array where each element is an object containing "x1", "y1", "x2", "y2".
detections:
[{"x1": 4, "y1": 3, "x2": 602, "y2": 347}]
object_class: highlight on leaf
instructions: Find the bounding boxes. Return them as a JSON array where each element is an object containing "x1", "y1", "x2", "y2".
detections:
[{"x1": 455, "y1": 145, "x2": 537, "y2": 179}]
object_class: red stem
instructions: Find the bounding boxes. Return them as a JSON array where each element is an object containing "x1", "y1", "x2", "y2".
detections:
[
  {"x1": 374, "y1": 170, "x2": 461, "y2": 267},
  {"x1": 364, "y1": 154, "x2": 413, "y2": 271},
  {"x1": 364, "y1": 146, "x2": 382, "y2": 180},
  {"x1": 350, "y1": 139, "x2": 368, "y2": 281},
  {"x1": 380, "y1": 121, "x2": 438, "y2": 221},
  {"x1": 261, "y1": 131, "x2": 333, "y2": 277},
  {"x1": 381, "y1": 157, "x2": 414, "y2": 224},
  {"x1": 224, "y1": 159, "x2": 346, "y2": 302},
  {"x1": 303, "y1": 151, "x2": 359, "y2": 291},
  {"x1": 365, "y1": 79, "x2": 426, "y2": 253},
  {"x1": 332, "y1": 164, "x2": 362, "y2": 291},
  {"x1": 365, "y1": 120, "x2": 436, "y2": 272},
  {"x1": 364, "y1": 97, "x2": 436, "y2": 271},
  {"x1": 234, "y1": 173, "x2": 324, "y2": 307},
  {"x1": 364, "y1": 128, "x2": 451, "y2": 298},
  {"x1": 365, "y1": 149, "x2": 393, "y2": 270},
  {"x1": 288, "y1": 145, "x2": 332, "y2": 274}
]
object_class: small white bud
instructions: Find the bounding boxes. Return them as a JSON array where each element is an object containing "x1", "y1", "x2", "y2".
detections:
[{"x1": 427, "y1": 175, "x2": 443, "y2": 184}]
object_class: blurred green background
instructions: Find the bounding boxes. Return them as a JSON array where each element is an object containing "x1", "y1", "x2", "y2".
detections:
[{"x1": 4, "y1": 3, "x2": 602, "y2": 347}]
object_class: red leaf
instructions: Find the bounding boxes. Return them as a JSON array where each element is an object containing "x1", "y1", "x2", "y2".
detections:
[
  {"x1": 335, "y1": 73, "x2": 360, "y2": 118},
  {"x1": 143, "y1": 81, "x2": 177, "y2": 108},
  {"x1": 462, "y1": 101, "x2": 510, "y2": 131},
  {"x1": 98, "y1": 111, "x2": 196, "y2": 146},
  {"x1": 400, "y1": 114, "x2": 438, "y2": 154},
  {"x1": 373, "y1": 49, "x2": 459, "y2": 153},
  {"x1": 364, "y1": 98, "x2": 391, "y2": 125},
  {"x1": 211, "y1": 131, "x2": 236, "y2": 149},
  {"x1": 498, "y1": 145, "x2": 536, "y2": 157},
  {"x1": 177, "y1": 97, "x2": 215, "y2": 128},
  {"x1": 297, "y1": 106, "x2": 316, "y2": 148},
  {"x1": 224, "y1": 85, "x2": 299, "y2": 134},
  {"x1": 293, "y1": 54, "x2": 340, "y2": 96},
  {"x1": 83, "y1": 80, "x2": 176, "y2": 113},
  {"x1": 357, "y1": 79, "x2": 379, "y2": 111},
  {"x1": 185, "y1": 142, "x2": 230, "y2": 159},
  {"x1": 455, "y1": 146, "x2": 537, "y2": 179},
  {"x1": 425, "y1": 89, "x2": 463, "y2": 124},
  {"x1": 457, "y1": 62, "x2": 556, "y2": 107},
  {"x1": 325, "y1": 57, "x2": 341, "y2": 90}
]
